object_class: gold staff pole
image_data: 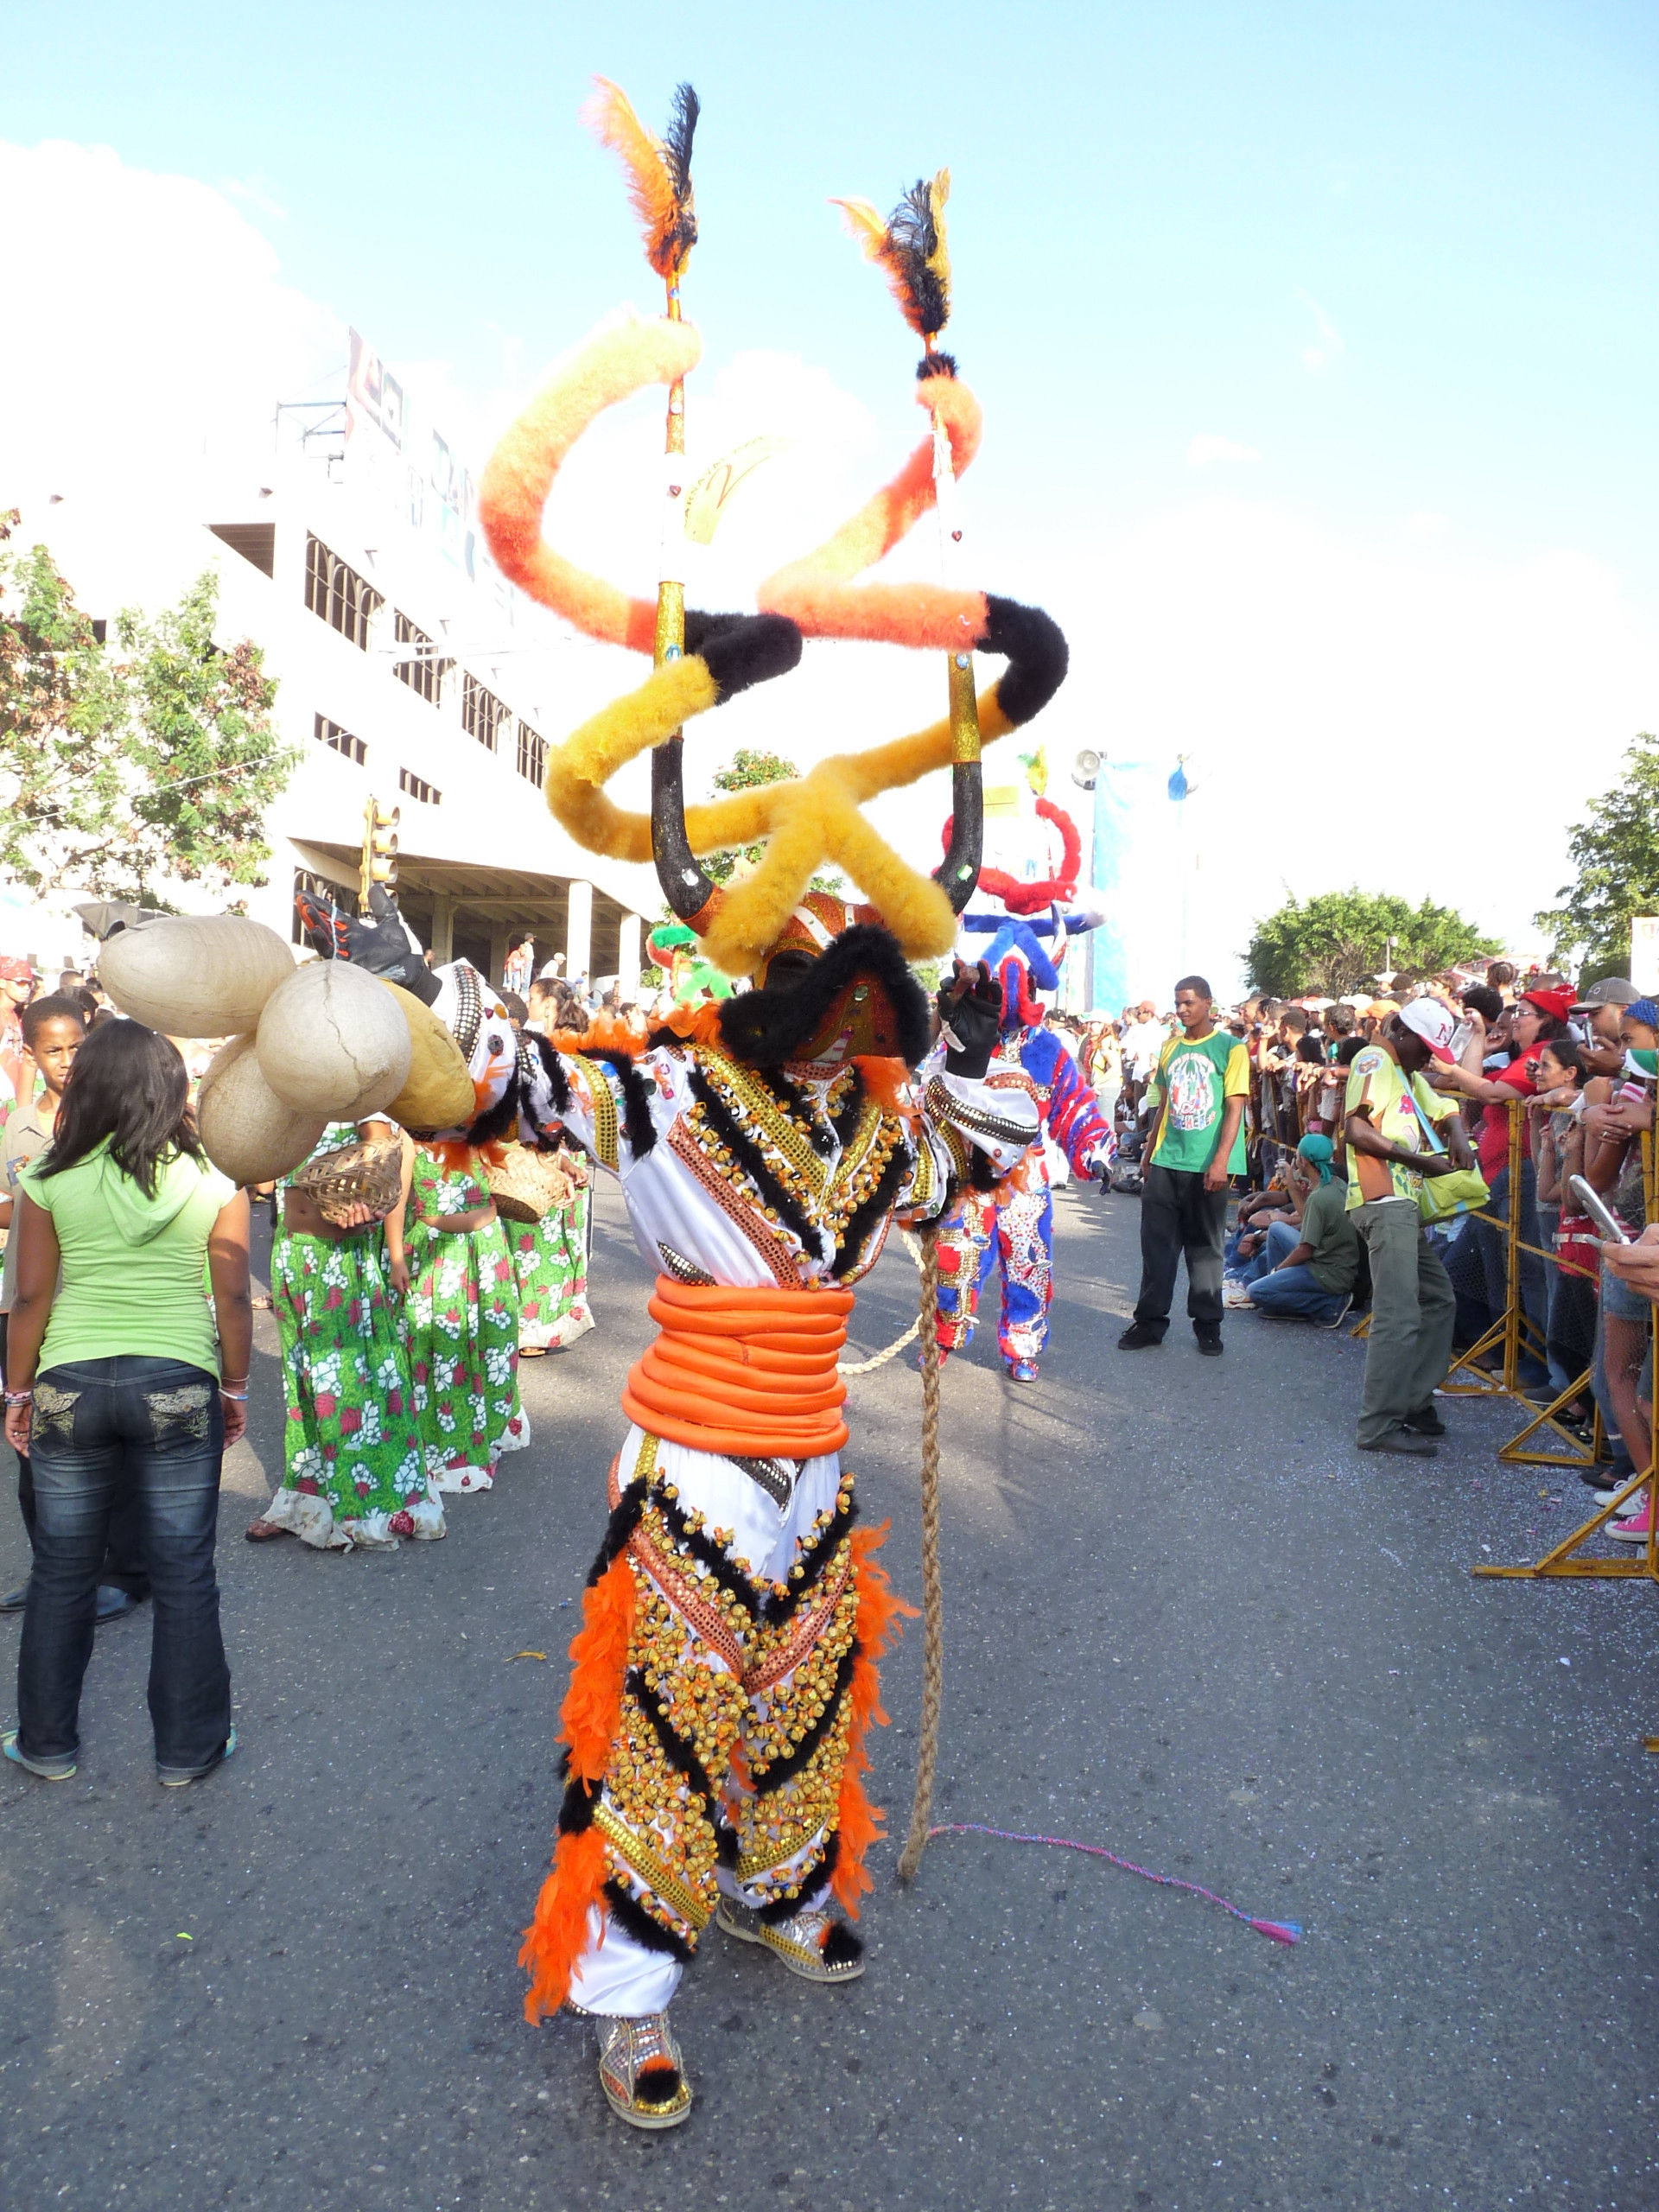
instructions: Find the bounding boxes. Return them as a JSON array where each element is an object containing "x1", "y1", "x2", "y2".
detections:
[{"x1": 584, "y1": 77, "x2": 701, "y2": 839}]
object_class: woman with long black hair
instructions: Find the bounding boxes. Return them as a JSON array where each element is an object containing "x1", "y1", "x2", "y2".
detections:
[{"x1": 2, "y1": 1020, "x2": 250, "y2": 1785}]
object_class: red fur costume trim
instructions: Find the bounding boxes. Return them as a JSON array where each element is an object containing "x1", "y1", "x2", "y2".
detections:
[
  {"x1": 518, "y1": 1552, "x2": 636, "y2": 2020},
  {"x1": 759, "y1": 377, "x2": 985, "y2": 649},
  {"x1": 478, "y1": 315, "x2": 701, "y2": 653},
  {"x1": 832, "y1": 1521, "x2": 918, "y2": 1917}
]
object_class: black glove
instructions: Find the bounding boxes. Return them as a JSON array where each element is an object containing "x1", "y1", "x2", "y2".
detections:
[
  {"x1": 938, "y1": 962, "x2": 1001, "y2": 1079},
  {"x1": 294, "y1": 883, "x2": 441, "y2": 1006}
]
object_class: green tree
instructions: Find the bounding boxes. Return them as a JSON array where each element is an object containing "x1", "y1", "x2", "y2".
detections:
[
  {"x1": 702, "y1": 747, "x2": 842, "y2": 895},
  {"x1": 1534, "y1": 734, "x2": 1659, "y2": 983},
  {"x1": 1243, "y1": 888, "x2": 1498, "y2": 998},
  {"x1": 0, "y1": 515, "x2": 297, "y2": 906}
]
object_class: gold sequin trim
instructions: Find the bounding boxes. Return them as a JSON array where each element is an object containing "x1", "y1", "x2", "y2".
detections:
[
  {"x1": 574, "y1": 1054, "x2": 620, "y2": 1171},
  {"x1": 594, "y1": 1801, "x2": 714, "y2": 1932}
]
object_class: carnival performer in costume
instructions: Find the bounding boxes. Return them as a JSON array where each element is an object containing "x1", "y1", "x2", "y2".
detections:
[
  {"x1": 246, "y1": 1117, "x2": 439, "y2": 1552},
  {"x1": 932, "y1": 919, "x2": 1114, "y2": 1379},
  {"x1": 387, "y1": 1143, "x2": 529, "y2": 1490},
  {"x1": 509, "y1": 1148, "x2": 594, "y2": 1357},
  {"x1": 454, "y1": 84, "x2": 1071, "y2": 2129}
]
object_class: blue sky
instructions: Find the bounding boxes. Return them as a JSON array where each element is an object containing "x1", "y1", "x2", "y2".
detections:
[{"x1": 6, "y1": 1, "x2": 1659, "y2": 977}]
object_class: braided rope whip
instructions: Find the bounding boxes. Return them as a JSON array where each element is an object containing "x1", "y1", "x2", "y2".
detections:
[{"x1": 898, "y1": 1220, "x2": 944, "y2": 1882}]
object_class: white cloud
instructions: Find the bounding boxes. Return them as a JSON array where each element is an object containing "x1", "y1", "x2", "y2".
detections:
[
  {"x1": 0, "y1": 139, "x2": 342, "y2": 508},
  {"x1": 219, "y1": 174, "x2": 288, "y2": 221},
  {"x1": 1298, "y1": 290, "x2": 1344, "y2": 374},
  {"x1": 1187, "y1": 434, "x2": 1261, "y2": 467}
]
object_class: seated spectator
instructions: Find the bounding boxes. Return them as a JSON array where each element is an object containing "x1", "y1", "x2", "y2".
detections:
[
  {"x1": 3, "y1": 1021, "x2": 249, "y2": 1785},
  {"x1": 1245, "y1": 1134, "x2": 1360, "y2": 1326},
  {"x1": 1226, "y1": 1170, "x2": 1299, "y2": 1280}
]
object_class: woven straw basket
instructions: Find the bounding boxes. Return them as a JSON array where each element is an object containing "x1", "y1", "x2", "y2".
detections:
[
  {"x1": 291, "y1": 1139, "x2": 404, "y2": 1227},
  {"x1": 482, "y1": 1145, "x2": 571, "y2": 1225}
]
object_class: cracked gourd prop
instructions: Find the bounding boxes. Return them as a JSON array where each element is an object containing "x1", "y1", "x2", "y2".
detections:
[{"x1": 255, "y1": 960, "x2": 412, "y2": 1122}]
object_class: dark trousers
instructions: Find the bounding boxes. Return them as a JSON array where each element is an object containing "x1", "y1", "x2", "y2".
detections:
[
  {"x1": 18, "y1": 1356, "x2": 231, "y2": 1773},
  {"x1": 1135, "y1": 1164, "x2": 1228, "y2": 1336},
  {"x1": 1, "y1": 1313, "x2": 149, "y2": 1598}
]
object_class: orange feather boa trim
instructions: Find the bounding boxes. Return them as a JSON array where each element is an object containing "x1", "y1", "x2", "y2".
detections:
[
  {"x1": 518, "y1": 1551, "x2": 636, "y2": 2020},
  {"x1": 832, "y1": 1521, "x2": 918, "y2": 1917}
]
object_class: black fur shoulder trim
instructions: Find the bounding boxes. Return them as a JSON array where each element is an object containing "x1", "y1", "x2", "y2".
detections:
[
  {"x1": 714, "y1": 1816, "x2": 741, "y2": 1870},
  {"x1": 686, "y1": 1065, "x2": 823, "y2": 1261},
  {"x1": 969, "y1": 1147, "x2": 1001, "y2": 1192},
  {"x1": 757, "y1": 1830, "x2": 842, "y2": 1923},
  {"x1": 717, "y1": 925, "x2": 931, "y2": 1071},
  {"x1": 833, "y1": 1137, "x2": 910, "y2": 1280},
  {"x1": 585, "y1": 1477, "x2": 647, "y2": 1588},
  {"x1": 657, "y1": 1487, "x2": 761, "y2": 1619},
  {"x1": 627, "y1": 1667, "x2": 716, "y2": 1806},
  {"x1": 601, "y1": 1878, "x2": 696, "y2": 1962},
  {"x1": 752, "y1": 1645, "x2": 855, "y2": 1793},
  {"x1": 583, "y1": 1046, "x2": 658, "y2": 1160},
  {"x1": 528, "y1": 1031, "x2": 572, "y2": 1116},
  {"x1": 467, "y1": 1078, "x2": 523, "y2": 1152},
  {"x1": 830, "y1": 1066, "x2": 866, "y2": 1148}
]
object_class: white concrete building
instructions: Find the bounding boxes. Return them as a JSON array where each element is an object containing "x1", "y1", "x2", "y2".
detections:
[{"x1": 9, "y1": 331, "x2": 660, "y2": 995}]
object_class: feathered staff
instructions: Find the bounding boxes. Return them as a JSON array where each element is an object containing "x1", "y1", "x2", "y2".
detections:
[
  {"x1": 833, "y1": 168, "x2": 976, "y2": 1891},
  {"x1": 583, "y1": 78, "x2": 703, "y2": 852},
  {"x1": 832, "y1": 170, "x2": 982, "y2": 879}
]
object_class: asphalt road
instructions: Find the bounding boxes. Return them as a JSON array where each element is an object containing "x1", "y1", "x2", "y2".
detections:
[{"x1": 3, "y1": 1180, "x2": 1657, "y2": 2212}]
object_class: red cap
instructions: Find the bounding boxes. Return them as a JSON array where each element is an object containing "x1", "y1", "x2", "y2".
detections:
[
  {"x1": 0, "y1": 957, "x2": 35, "y2": 983},
  {"x1": 1521, "y1": 987, "x2": 1575, "y2": 1023}
]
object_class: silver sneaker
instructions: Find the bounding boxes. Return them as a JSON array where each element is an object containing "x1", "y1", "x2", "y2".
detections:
[
  {"x1": 595, "y1": 2012, "x2": 692, "y2": 2130},
  {"x1": 715, "y1": 1895, "x2": 866, "y2": 1983}
]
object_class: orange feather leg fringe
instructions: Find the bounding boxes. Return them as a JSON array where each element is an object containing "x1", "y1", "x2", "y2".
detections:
[
  {"x1": 832, "y1": 1521, "x2": 918, "y2": 1917},
  {"x1": 518, "y1": 1551, "x2": 637, "y2": 2020}
]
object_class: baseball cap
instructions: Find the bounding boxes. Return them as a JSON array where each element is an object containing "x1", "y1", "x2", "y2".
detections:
[
  {"x1": 0, "y1": 956, "x2": 36, "y2": 983},
  {"x1": 1520, "y1": 986, "x2": 1576, "y2": 1023},
  {"x1": 1395, "y1": 998, "x2": 1459, "y2": 1065},
  {"x1": 1573, "y1": 976, "x2": 1640, "y2": 1010}
]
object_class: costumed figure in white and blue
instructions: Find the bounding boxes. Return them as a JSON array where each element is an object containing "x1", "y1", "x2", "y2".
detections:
[{"x1": 932, "y1": 916, "x2": 1114, "y2": 1380}]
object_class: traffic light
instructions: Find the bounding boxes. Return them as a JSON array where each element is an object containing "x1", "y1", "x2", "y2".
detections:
[{"x1": 359, "y1": 796, "x2": 400, "y2": 912}]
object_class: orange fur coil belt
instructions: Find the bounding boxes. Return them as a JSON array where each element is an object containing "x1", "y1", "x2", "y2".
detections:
[{"x1": 620, "y1": 1276, "x2": 855, "y2": 1458}]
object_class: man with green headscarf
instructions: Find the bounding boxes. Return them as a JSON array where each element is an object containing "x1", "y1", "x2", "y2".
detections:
[{"x1": 1245, "y1": 1135, "x2": 1360, "y2": 1326}]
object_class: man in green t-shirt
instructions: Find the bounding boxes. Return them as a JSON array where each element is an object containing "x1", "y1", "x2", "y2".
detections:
[{"x1": 1119, "y1": 975, "x2": 1249, "y2": 1355}]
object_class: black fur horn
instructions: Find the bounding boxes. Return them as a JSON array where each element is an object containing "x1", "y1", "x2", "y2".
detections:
[
  {"x1": 652, "y1": 734, "x2": 723, "y2": 930},
  {"x1": 933, "y1": 760, "x2": 982, "y2": 914}
]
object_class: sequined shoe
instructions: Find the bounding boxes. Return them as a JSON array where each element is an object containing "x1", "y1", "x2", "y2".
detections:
[
  {"x1": 595, "y1": 2012, "x2": 692, "y2": 2131},
  {"x1": 715, "y1": 1896, "x2": 866, "y2": 1983}
]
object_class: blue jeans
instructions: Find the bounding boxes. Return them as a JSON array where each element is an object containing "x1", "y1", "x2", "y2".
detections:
[
  {"x1": 1232, "y1": 1219, "x2": 1299, "y2": 1284},
  {"x1": 1248, "y1": 1261, "x2": 1350, "y2": 1323},
  {"x1": 17, "y1": 1356, "x2": 232, "y2": 1776},
  {"x1": 1478, "y1": 1162, "x2": 1550, "y2": 1389}
]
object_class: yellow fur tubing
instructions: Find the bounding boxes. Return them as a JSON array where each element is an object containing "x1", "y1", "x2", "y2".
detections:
[{"x1": 558, "y1": 657, "x2": 719, "y2": 789}]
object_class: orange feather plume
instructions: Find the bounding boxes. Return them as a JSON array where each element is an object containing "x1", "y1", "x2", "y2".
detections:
[
  {"x1": 582, "y1": 77, "x2": 699, "y2": 281},
  {"x1": 831, "y1": 1522, "x2": 918, "y2": 1917}
]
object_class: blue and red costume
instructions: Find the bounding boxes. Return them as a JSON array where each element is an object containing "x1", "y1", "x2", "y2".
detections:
[{"x1": 934, "y1": 925, "x2": 1113, "y2": 1376}]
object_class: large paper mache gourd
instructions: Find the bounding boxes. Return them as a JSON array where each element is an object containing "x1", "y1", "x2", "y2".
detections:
[
  {"x1": 99, "y1": 917, "x2": 296, "y2": 1037},
  {"x1": 197, "y1": 1036, "x2": 328, "y2": 1187},
  {"x1": 256, "y1": 961, "x2": 412, "y2": 1122}
]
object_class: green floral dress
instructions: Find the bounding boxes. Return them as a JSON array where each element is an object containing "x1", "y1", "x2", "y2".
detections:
[
  {"x1": 264, "y1": 1124, "x2": 442, "y2": 1553},
  {"x1": 511, "y1": 1154, "x2": 594, "y2": 1352},
  {"x1": 404, "y1": 1146, "x2": 530, "y2": 1490}
]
